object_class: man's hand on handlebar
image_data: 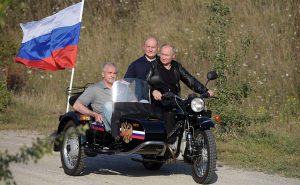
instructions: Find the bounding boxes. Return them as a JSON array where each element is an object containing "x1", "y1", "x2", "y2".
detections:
[
  {"x1": 152, "y1": 90, "x2": 162, "y2": 100},
  {"x1": 208, "y1": 90, "x2": 214, "y2": 97},
  {"x1": 200, "y1": 90, "x2": 215, "y2": 99},
  {"x1": 152, "y1": 90, "x2": 176, "y2": 100}
]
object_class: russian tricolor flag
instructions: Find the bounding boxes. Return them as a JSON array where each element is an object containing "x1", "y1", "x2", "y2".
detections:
[
  {"x1": 132, "y1": 130, "x2": 145, "y2": 140},
  {"x1": 90, "y1": 122, "x2": 105, "y2": 131},
  {"x1": 15, "y1": 1, "x2": 84, "y2": 71}
]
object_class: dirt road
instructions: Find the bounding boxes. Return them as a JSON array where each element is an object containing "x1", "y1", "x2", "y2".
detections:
[{"x1": 1, "y1": 130, "x2": 299, "y2": 185}]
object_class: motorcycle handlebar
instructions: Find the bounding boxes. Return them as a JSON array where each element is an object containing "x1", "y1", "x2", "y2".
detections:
[
  {"x1": 200, "y1": 92, "x2": 210, "y2": 99},
  {"x1": 162, "y1": 91, "x2": 218, "y2": 100},
  {"x1": 200, "y1": 92, "x2": 219, "y2": 99},
  {"x1": 162, "y1": 92, "x2": 177, "y2": 99}
]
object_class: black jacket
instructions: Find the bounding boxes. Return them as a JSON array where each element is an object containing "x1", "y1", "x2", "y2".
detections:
[{"x1": 146, "y1": 60, "x2": 208, "y2": 96}]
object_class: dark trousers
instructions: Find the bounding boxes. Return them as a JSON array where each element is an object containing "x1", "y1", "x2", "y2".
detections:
[{"x1": 151, "y1": 100, "x2": 177, "y2": 143}]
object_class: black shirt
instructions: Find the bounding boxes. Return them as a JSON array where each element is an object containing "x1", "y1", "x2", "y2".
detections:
[{"x1": 158, "y1": 65, "x2": 177, "y2": 94}]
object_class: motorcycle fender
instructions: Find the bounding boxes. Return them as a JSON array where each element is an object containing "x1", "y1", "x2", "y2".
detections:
[
  {"x1": 58, "y1": 111, "x2": 81, "y2": 133},
  {"x1": 194, "y1": 117, "x2": 215, "y2": 130},
  {"x1": 53, "y1": 112, "x2": 82, "y2": 152}
]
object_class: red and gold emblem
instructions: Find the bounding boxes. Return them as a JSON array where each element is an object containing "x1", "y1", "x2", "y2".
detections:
[{"x1": 120, "y1": 121, "x2": 133, "y2": 143}]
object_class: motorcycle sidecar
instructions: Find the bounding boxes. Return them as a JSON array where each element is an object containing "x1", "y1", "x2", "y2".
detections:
[{"x1": 53, "y1": 78, "x2": 168, "y2": 175}]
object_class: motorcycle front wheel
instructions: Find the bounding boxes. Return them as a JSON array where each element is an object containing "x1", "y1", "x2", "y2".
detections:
[
  {"x1": 60, "y1": 121, "x2": 86, "y2": 176},
  {"x1": 192, "y1": 129, "x2": 216, "y2": 184}
]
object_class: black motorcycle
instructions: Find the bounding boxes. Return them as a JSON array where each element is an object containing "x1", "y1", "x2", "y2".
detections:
[{"x1": 53, "y1": 71, "x2": 219, "y2": 184}]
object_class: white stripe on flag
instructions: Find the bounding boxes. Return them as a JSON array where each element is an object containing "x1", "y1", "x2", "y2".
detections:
[
  {"x1": 21, "y1": 2, "x2": 82, "y2": 43},
  {"x1": 132, "y1": 130, "x2": 145, "y2": 135}
]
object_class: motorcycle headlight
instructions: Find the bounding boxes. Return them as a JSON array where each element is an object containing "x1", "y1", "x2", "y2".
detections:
[{"x1": 191, "y1": 98, "x2": 204, "y2": 112}]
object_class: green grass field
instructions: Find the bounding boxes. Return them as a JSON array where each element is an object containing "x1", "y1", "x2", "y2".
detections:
[{"x1": 0, "y1": 0, "x2": 299, "y2": 178}]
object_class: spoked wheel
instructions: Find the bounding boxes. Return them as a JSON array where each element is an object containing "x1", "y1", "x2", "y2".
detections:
[
  {"x1": 60, "y1": 121, "x2": 86, "y2": 176},
  {"x1": 192, "y1": 130, "x2": 216, "y2": 184}
]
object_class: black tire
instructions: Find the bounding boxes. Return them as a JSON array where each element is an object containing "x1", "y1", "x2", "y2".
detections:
[
  {"x1": 192, "y1": 130, "x2": 216, "y2": 184},
  {"x1": 60, "y1": 121, "x2": 86, "y2": 176},
  {"x1": 142, "y1": 161, "x2": 163, "y2": 170}
]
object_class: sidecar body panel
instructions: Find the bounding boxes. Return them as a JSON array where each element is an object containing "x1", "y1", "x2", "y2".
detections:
[{"x1": 111, "y1": 102, "x2": 167, "y2": 152}]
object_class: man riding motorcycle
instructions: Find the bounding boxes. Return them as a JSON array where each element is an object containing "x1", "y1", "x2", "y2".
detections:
[{"x1": 146, "y1": 44, "x2": 214, "y2": 136}]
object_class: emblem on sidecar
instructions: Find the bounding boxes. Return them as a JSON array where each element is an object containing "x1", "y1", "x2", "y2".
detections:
[{"x1": 120, "y1": 121, "x2": 133, "y2": 143}]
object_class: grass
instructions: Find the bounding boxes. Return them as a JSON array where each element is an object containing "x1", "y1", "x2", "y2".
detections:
[
  {"x1": 217, "y1": 120, "x2": 300, "y2": 178},
  {"x1": 0, "y1": 0, "x2": 299, "y2": 179},
  {"x1": 0, "y1": 96, "x2": 59, "y2": 134},
  {"x1": 0, "y1": 85, "x2": 66, "y2": 134}
]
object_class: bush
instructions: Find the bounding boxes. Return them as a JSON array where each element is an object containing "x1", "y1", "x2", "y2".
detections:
[
  {"x1": 280, "y1": 96, "x2": 300, "y2": 123},
  {"x1": 0, "y1": 80, "x2": 10, "y2": 112},
  {"x1": 206, "y1": 0, "x2": 273, "y2": 133}
]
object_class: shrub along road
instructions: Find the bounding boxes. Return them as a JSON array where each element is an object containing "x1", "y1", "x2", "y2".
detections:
[{"x1": 1, "y1": 130, "x2": 299, "y2": 185}]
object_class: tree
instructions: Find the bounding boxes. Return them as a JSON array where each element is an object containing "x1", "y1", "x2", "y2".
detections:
[{"x1": 207, "y1": 0, "x2": 260, "y2": 133}]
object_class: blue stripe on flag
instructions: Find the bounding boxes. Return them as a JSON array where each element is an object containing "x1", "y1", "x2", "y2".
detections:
[{"x1": 17, "y1": 23, "x2": 80, "y2": 60}]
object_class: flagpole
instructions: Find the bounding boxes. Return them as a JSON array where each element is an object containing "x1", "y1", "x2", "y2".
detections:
[
  {"x1": 66, "y1": 68, "x2": 75, "y2": 112},
  {"x1": 79, "y1": 0, "x2": 85, "y2": 21},
  {"x1": 66, "y1": 0, "x2": 85, "y2": 113}
]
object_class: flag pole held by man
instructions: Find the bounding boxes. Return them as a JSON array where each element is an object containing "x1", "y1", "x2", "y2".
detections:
[{"x1": 15, "y1": 1, "x2": 84, "y2": 71}]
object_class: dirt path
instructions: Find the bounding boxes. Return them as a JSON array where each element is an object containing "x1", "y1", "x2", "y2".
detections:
[{"x1": 1, "y1": 130, "x2": 299, "y2": 185}]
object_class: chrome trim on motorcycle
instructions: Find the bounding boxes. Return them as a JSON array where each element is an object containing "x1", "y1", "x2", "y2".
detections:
[{"x1": 117, "y1": 141, "x2": 166, "y2": 156}]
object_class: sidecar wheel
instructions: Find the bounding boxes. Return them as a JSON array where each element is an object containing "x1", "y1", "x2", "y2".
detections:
[
  {"x1": 142, "y1": 161, "x2": 163, "y2": 170},
  {"x1": 60, "y1": 121, "x2": 86, "y2": 176},
  {"x1": 192, "y1": 130, "x2": 216, "y2": 184}
]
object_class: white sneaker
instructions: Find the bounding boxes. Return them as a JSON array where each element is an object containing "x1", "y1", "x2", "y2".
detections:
[
  {"x1": 177, "y1": 153, "x2": 184, "y2": 161},
  {"x1": 168, "y1": 142, "x2": 177, "y2": 152}
]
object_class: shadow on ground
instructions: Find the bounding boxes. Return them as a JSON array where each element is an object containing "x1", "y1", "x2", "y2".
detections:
[{"x1": 82, "y1": 154, "x2": 218, "y2": 183}]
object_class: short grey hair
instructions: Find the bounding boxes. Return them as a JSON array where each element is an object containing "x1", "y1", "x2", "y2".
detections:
[
  {"x1": 143, "y1": 36, "x2": 159, "y2": 46},
  {"x1": 102, "y1": 62, "x2": 118, "y2": 73},
  {"x1": 160, "y1": 43, "x2": 176, "y2": 55}
]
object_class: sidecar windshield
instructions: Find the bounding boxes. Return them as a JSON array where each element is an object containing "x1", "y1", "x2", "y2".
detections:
[
  {"x1": 111, "y1": 79, "x2": 154, "y2": 137},
  {"x1": 112, "y1": 78, "x2": 151, "y2": 103}
]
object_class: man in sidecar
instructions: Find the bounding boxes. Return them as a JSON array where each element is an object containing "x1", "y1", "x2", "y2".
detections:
[{"x1": 73, "y1": 62, "x2": 118, "y2": 131}]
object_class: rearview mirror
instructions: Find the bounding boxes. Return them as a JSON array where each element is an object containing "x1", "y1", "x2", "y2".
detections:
[{"x1": 207, "y1": 71, "x2": 218, "y2": 81}]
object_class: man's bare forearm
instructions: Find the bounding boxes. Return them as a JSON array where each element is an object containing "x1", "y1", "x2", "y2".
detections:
[{"x1": 73, "y1": 101, "x2": 96, "y2": 117}]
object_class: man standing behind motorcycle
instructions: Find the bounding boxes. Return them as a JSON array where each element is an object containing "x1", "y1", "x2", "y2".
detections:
[
  {"x1": 124, "y1": 36, "x2": 159, "y2": 80},
  {"x1": 146, "y1": 44, "x2": 214, "y2": 137}
]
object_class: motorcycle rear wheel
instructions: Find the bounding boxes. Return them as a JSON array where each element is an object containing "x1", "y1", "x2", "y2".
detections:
[
  {"x1": 192, "y1": 129, "x2": 216, "y2": 184},
  {"x1": 60, "y1": 121, "x2": 86, "y2": 176}
]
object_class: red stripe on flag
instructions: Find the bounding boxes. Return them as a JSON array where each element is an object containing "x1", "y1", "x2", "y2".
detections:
[
  {"x1": 92, "y1": 126, "x2": 105, "y2": 131},
  {"x1": 132, "y1": 135, "x2": 145, "y2": 140},
  {"x1": 15, "y1": 45, "x2": 77, "y2": 71},
  {"x1": 52, "y1": 45, "x2": 78, "y2": 69}
]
